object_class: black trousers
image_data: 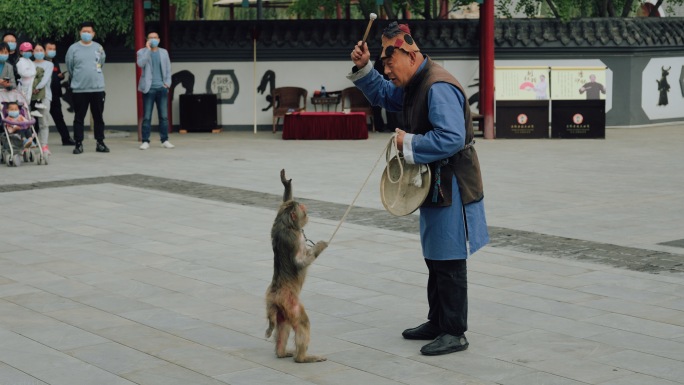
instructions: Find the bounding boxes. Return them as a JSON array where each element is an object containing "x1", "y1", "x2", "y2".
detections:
[
  {"x1": 425, "y1": 258, "x2": 468, "y2": 336},
  {"x1": 49, "y1": 93, "x2": 71, "y2": 141},
  {"x1": 72, "y1": 91, "x2": 105, "y2": 143}
]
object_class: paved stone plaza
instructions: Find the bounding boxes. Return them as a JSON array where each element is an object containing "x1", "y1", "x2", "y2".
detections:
[{"x1": 0, "y1": 125, "x2": 682, "y2": 384}]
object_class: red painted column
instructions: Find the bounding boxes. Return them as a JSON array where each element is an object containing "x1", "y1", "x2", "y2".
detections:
[
  {"x1": 161, "y1": 0, "x2": 172, "y2": 133},
  {"x1": 480, "y1": 0, "x2": 495, "y2": 139},
  {"x1": 134, "y1": 0, "x2": 145, "y2": 141}
]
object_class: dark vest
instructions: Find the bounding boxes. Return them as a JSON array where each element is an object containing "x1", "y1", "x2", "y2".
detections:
[{"x1": 402, "y1": 57, "x2": 484, "y2": 206}]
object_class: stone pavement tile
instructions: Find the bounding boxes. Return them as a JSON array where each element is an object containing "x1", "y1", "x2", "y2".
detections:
[
  {"x1": 576, "y1": 270, "x2": 684, "y2": 296},
  {"x1": 304, "y1": 279, "x2": 385, "y2": 301},
  {"x1": 32, "y1": 362, "x2": 137, "y2": 385},
  {"x1": 0, "y1": 301, "x2": 60, "y2": 330},
  {"x1": 661, "y1": 297, "x2": 684, "y2": 312},
  {"x1": 587, "y1": 329, "x2": 684, "y2": 361},
  {"x1": 499, "y1": 329, "x2": 624, "y2": 361},
  {"x1": 82, "y1": 277, "x2": 176, "y2": 299},
  {"x1": 343, "y1": 309, "x2": 429, "y2": 332},
  {"x1": 306, "y1": 367, "x2": 408, "y2": 385},
  {"x1": 335, "y1": 326, "x2": 427, "y2": 357},
  {"x1": 470, "y1": 260, "x2": 596, "y2": 290},
  {"x1": 584, "y1": 313, "x2": 684, "y2": 339},
  {"x1": 299, "y1": 292, "x2": 378, "y2": 318},
  {"x1": 65, "y1": 342, "x2": 167, "y2": 375},
  {"x1": 403, "y1": 370, "x2": 500, "y2": 385},
  {"x1": 595, "y1": 350, "x2": 684, "y2": 383},
  {"x1": 500, "y1": 295, "x2": 608, "y2": 320},
  {"x1": 469, "y1": 270, "x2": 531, "y2": 289},
  {"x1": 597, "y1": 373, "x2": 683, "y2": 385},
  {"x1": 156, "y1": 344, "x2": 259, "y2": 377},
  {"x1": 95, "y1": 324, "x2": 195, "y2": 356},
  {"x1": 311, "y1": 267, "x2": 427, "y2": 303},
  {"x1": 578, "y1": 284, "x2": 679, "y2": 305},
  {"x1": 122, "y1": 363, "x2": 229, "y2": 385},
  {"x1": 138, "y1": 292, "x2": 225, "y2": 317},
  {"x1": 304, "y1": 309, "x2": 375, "y2": 337},
  {"x1": 504, "y1": 282, "x2": 601, "y2": 303},
  {"x1": 469, "y1": 317, "x2": 535, "y2": 339},
  {"x1": 325, "y1": 347, "x2": 444, "y2": 381},
  {"x1": 472, "y1": 300, "x2": 614, "y2": 339},
  {"x1": 578, "y1": 297, "x2": 684, "y2": 326},
  {"x1": 119, "y1": 307, "x2": 213, "y2": 332},
  {"x1": 412, "y1": 350, "x2": 535, "y2": 384},
  {"x1": 197, "y1": 308, "x2": 267, "y2": 338},
  {"x1": 12, "y1": 321, "x2": 110, "y2": 351},
  {"x1": 469, "y1": 284, "x2": 527, "y2": 303},
  {"x1": 353, "y1": 293, "x2": 428, "y2": 318},
  {"x1": 175, "y1": 325, "x2": 273, "y2": 353},
  {"x1": 500, "y1": 371, "x2": 590, "y2": 385},
  {"x1": 0, "y1": 283, "x2": 42, "y2": 299},
  {"x1": 214, "y1": 367, "x2": 318, "y2": 385},
  {"x1": 45, "y1": 305, "x2": 137, "y2": 331},
  {"x1": 0, "y1": 329, "x2": 86, "y2": 374},
  {"x1": 0, "y1": 292, "x2": 81, "y2": 313},
  {"x1": 0, "y1": 362, "x2": 48, "y2": 385},
  {"x1": 72, "y1": 293, "x2": 154, "y2": 315},
  {"x1": 521, "y1": 358, "x2": 633, "y2": 384}
]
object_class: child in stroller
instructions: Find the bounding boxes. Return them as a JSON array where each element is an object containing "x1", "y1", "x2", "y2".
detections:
[{"x1": 1, "y1": 95, "x2": 46, "y2": 166}]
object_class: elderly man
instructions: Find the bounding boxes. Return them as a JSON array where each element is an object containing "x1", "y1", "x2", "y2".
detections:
[{"x1": 348, "y1": 22, "x2": 489, "y2": 356}]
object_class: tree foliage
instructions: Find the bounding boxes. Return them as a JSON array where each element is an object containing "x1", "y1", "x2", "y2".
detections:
[
  {"x1": 0, "y1": 0, "x2": 133, "y2": 42},
  {"x1": 497, "y1": 0, "x2": 684, "y2": 19}
]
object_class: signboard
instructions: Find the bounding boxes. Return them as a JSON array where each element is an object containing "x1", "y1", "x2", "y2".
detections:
[
  {"x1": 551, "y1": 100, "x2": 605, "y2": 138},
  {"x1": 551, "y1": 67, "x2": 607, "y2": 100},
  {"x1": 495, "y1": 66, "x2": 550, "y2": 101},
  {"x1": 206, "y1": 70, "x2": 239, "y2": 104},
  {"x1": 496, "y1": 100, "x2": 549, "y2": 138}
]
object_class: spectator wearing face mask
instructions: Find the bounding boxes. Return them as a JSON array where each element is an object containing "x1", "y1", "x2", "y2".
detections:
[
  {"x1": 16, "y1": 42, "x2": 38, "y2": 112},
  {"x1": 0, "y1": 42, "x2": 17, "y2": 90},
  {"x1": 44, "y1": 41, "x2": 75, "y2": 145},
  {"x1": 136, "y1": 30, "x2": 174, "y2": 150},
  {"x1": 2, "y1": 32, "x2": 20, "y2": 81},
  {"x1": 66, "y1": 21, "x2": 108, "y2": 154},
  {"x1": 32, "y1": 42, "x2": 54, "y2": 155}
]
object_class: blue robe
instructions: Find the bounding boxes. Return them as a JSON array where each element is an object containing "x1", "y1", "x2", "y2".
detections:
[{"x1": 349, "y1": 60, "x2": 489, "y2": 260}]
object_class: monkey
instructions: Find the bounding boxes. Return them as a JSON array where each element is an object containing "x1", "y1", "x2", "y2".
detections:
[{"x1": 265, "y1": 169, "x2": 328, "y2": 363}]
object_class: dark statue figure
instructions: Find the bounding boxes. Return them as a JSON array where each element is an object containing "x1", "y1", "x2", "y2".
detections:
[
  {"x1": 657, "y1": 66, "x2": 671, "y2": 106},
  {"x1": 257, "y1": 70, "x2": 276, "y2": 111}
]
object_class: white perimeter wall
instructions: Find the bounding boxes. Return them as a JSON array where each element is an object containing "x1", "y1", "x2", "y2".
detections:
[{"x1": 72, "y1": 58, "x2": 618, "y2": 128}]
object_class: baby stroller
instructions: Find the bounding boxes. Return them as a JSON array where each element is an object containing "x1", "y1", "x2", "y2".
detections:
[{"x1": 0, "y1": 88, "x2": 48, "y2": 166}]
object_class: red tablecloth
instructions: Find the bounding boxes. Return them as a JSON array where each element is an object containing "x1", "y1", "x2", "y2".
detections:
[{"x1": 282, "y1": 112, "x2": 369, "y2": 140}]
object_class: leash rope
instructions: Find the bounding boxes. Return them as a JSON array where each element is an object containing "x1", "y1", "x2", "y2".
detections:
[{"x1": 328, "y1": 134, "x2": 398, "y2": 244}]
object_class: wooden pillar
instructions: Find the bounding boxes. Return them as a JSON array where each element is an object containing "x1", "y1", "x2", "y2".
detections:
[
  {"x1": 161, "y1": 0, "x2": 173, "y2": 133},
  {"x1": 480, "y1": 0, "x2": 495, "y2": 139},
  {"x1": 134, "y1": 0, "x2": 145, "y2": 142}
]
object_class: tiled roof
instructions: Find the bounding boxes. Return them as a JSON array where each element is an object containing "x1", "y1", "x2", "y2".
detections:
[{"x1": 106, "y1": 18, "x2": 684, "y2": 62}]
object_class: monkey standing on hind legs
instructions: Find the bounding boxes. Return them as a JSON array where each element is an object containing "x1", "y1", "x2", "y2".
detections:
[{"x1": 265, "y1": 169, "x2": 328, "y2": 363}]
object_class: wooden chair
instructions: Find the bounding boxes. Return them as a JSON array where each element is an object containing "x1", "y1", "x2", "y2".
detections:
[
  {"x1": 272, "y1": 87, "x2": 307, "y2": 133},
  {"x1": 341, "y1": 87, "x2": 374, "y2": 132}
]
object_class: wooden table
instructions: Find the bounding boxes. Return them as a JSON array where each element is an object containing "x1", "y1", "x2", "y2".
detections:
[{"x1": 282, "y1": 112, "x2": 368, "y2": 140}]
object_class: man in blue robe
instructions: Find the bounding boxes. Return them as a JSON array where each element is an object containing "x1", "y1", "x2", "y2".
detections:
[{"x1": 348, "y1": 22, "x2": 489, "y2": 356}]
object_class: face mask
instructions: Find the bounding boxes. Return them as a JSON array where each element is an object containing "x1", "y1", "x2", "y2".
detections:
[
  {"x1": 8, "y1": 110, "x2": 19, "y2": 118},
  {"x1": 34, "y1": 52, "x2": 45, "y2": 60},
  {"x1": 0, "y1": 54, "x2": 8, "y2": 62},
  {"x1": 47, "y1": 50, "x2": 56, "y2": 58},
  {"x1": 21, "y1": 52, "x2": 32, "y2": 59},
  {"x1": 149, "y1": 39, "x2": 160, "y2": 48},
  {"x1": 7, "y1": 42, "x2": 16, "y2": 51},
  {"x1": 81, "y1": 32, "x2": 93, "y2": 43}
]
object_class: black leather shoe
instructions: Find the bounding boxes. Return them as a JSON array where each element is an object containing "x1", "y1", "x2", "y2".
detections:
[
  {"x1": 96, "y1": 142, "x2": 110, "y2": 153},
  {"x1": 420, "y1": 333, "x2": 469, "y2": 356},
  {"x1": 402, "y1": 322, "x2": 441, "y2": 340},
  {"x1": 62, "y1": 137, "x2": 76, "y2": 146},
  {"x1": 73, "y1": 142, "x2": 83, "y2": 154}
]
